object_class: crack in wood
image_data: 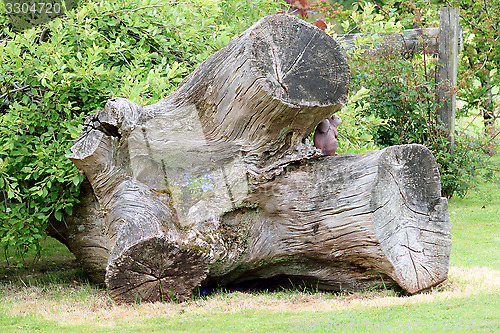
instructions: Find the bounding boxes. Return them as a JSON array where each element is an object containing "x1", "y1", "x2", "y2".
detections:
[
  {"x1": 283, "y1": 30, "x2": 319, "y2": 79},
  {"x1": 266, "y1": 35, "x2": 289, "y2": 96},
  {"x1": 388, "y1": 170, "x2": 428, "y2": 217},
  {"x1": 372, "y1": 198, "x2": 391, "y2": 214},
  {"x1": 405, "y1": 233, "x2": 420, "y2": 288},
  {"x1": 400, "y1": 243, "x2": 423, "y2": 253},
  {"x1": 111, "y1": 278, "x2": 158, "y2": 297}
]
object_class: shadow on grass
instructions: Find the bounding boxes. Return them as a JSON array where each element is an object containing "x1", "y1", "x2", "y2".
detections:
[{"x1": 0, "y1": 237, "x2": 93, "y2": 288}]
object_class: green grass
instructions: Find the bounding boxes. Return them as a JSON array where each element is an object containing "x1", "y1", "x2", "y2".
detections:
[
  {"x1": 448, "y1": 176, "x2": 500, "y2": 270},
  {"x1": 0, "y1": 288, "x2": 498, "y2": 332},
  {"x1": 0, "y1": 161, "x2": 498, "y2": 332}
]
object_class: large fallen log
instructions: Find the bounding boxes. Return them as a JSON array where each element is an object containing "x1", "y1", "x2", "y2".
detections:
[{"x1": 49, "y1": 14, "x2": 451, "y2": 303}]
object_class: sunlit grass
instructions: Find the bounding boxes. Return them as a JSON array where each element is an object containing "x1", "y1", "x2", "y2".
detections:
[
  {"x1": 0, "y1": 265, "x2": 498, "y2": 332},
  {"x1": 448, "y1": 156, "x2": 500, "y2": 270}
]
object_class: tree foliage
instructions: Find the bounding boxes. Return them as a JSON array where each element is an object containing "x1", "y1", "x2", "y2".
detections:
[{"x1": 448, "y1": 0, "x2": 499, "y2": 130}]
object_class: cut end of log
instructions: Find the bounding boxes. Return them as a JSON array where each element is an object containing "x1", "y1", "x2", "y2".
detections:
[
  {"x1": 371, "y1": 144, "x2": 452, "y2": 293},
  {"x1": 105, "y1": 237, "x2": 209, "y2": 303},
  {"x1": 248, "y1": 15, "x2": 350, "y2": 108}
]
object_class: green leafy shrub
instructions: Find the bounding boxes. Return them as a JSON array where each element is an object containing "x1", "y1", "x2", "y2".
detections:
[
  {"x1": 0, "y1": 0, "x2": 281, "y2": 260},
  {"x1": 434, "y1": 133, "x2": 496, "y2": 198},
  {"x1": 333, "y1": 87, "x2": 382, "y2": 154}
]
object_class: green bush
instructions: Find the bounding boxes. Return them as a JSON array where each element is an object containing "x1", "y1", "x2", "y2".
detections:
[
  {"x1": 434, "y1": 133, "x2": 496, "y2": 198},
  {"x1": 0, "y1": 0, "x2": 281, "y2": 260}
]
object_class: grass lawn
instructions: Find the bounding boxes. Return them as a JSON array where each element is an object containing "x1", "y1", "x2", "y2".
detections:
[{"x1": 0, "y1": 161, "x2": 498, "y2": 332}]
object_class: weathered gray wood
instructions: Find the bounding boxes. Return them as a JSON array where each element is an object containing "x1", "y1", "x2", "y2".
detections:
[
  {"x1": 437, "y1": 7, "x2": 460, "y2": 148},
  {"x1": 337, "y1": 27, "x2": 440, "y2": 56},
  {"x1": 49, "y1": 14, "x2": 451, "y2": 303},
  {"x1": 47, "y1": 178, "x2": 108, "y2": 285},
  {"x1": 212, "y1": 144, "x2": 451, "y2": 294}
]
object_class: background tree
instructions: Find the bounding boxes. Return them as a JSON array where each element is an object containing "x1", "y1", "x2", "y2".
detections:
[{"x1": 448, "y1": 0, "x2": 499, "y2": 139}]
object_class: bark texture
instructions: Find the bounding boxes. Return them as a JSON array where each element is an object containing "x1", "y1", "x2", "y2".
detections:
[{"x1": 49, "y1": 14, "x2": 451, "y2": 303}]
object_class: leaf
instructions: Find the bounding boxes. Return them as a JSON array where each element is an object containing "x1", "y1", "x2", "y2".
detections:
[
  {"x1": 314, "y1": 19, "x2": 327, "y2": 31},
  {"x1": 341, "y1": 20, "x2": 350, "y2": 32},
  {"x1": 54, "y1": 210, "x2": 63, "y2": 221},
  {"x1": 72, "y1": 175, "x2": 81, "y2": 186}
]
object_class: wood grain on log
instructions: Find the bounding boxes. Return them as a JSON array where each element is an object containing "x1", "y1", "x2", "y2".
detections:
[
  {"x1": 215, "y1": 144, "x2": 450, "y2": 294},
  {"x1": 48, "y1": 14, "x2": 451, "y2": 303}
]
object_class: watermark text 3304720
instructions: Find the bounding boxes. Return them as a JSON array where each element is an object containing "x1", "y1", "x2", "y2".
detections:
[{"x1": 2, "y1": 0, "x2": 78, "y2": 30}]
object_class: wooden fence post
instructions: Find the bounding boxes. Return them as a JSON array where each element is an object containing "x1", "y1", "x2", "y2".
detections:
[{"x1": 437, "y1": 7, "x2": 460, "y2": 148}]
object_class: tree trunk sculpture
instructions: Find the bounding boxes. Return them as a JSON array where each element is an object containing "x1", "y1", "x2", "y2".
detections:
[{"x1": 48, "y1": 14, "x2": 451, "y2": 303}]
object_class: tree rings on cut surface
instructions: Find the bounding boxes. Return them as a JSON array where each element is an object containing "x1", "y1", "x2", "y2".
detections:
[{"x1": 106, "y1": 238, "x2": 209, "y2": 303}]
